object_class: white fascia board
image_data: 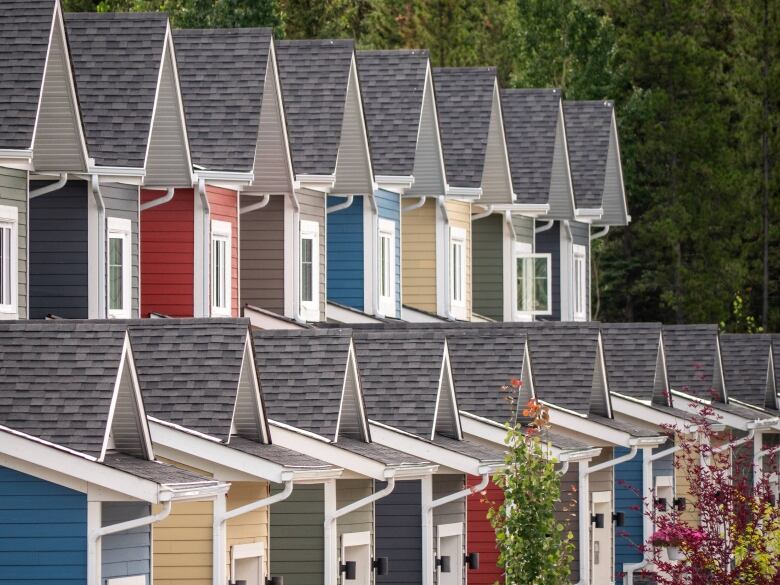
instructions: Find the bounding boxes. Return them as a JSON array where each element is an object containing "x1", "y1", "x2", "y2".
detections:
[
  {"x1": 611, "y1": 393, "x2": 692, "y2": 430},
  {"x1": 670, "y1": 391, "x2": 752, "y2": 430},
  {"x1": 195, "y1": 170, "x2": 254, "y2": 189},
  {"x1": 295, "y1": 175, "x2": 336, "y2": 192},
  {"x1": 375, "y1": 175, "x2": 414, "y2": 195},
  {"x1": 446, "y1": 186, "x2": 482, "y2": 199},
  {"x1": 87, "y1": 165, "x2": 146, "y2": 185},
  {"x1": 0, "y1": 427, "x2": 162, "y2": 502},
  {"x1": 543, "y1": 404, "x2": 633, "y2": 447},
  {"x1": 0, "y1": 150, "x2": 33, "y2": 170},
  {"x1": 369, "y1": 422, "x2": 485, "y2": 475},
  {"x1": 489, "y1": 203, "x2": 550, "y2": 216},
  {"x1": 573, "y1": 208, "x2": 604, "y2": 222}
]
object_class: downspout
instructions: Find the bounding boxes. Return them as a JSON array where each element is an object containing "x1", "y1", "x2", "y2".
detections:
[
  {"x1": 240, "y1": 194, "x2": 270, "y2": 215},
  {"x1": 591, "y1": 225, "x2": 610, "y2": 241},
  {"x1": 535, "y1": 219, "x2": 554, "y2": 233},
  {"x1": 557, "y1": 460, "x2": 570, "y2": 476},
  {"x1": 139, "y1": 187, "x2": 174, "y2": 211},
  {"x1": 324, "y1": 472, "x2": 396, "y2": 585},
  {"x1": 437, "y1": 196, "x2": 455, "y2": 320},
  {"x1": 471, "y1": 205, "x2": 494, "y2": 221},
  {"x1": 29, "y1": 172, "x2": 67, "y2": 198},
  {"x1": 90, "y1": 175, "x2": 106, "y2": 318},
  {"x1": 402, "y1": 196, "x2": 426, "y2": 212},
  {"x1": 290, "y1": 191, "x2": 304, "y2": 323},
  {"x1": 367, "y1": 194, "x2": 381, "y2": 317},
  {"x1": 198, "y1": 177, "x2": 211, "y2": 317},
  {"x1": 326, "y1": 194, "x2": 354, "y2": 214}
]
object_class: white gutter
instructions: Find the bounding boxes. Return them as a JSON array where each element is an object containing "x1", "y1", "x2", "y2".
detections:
[
  {"x1": 90, "y1": 175, "x2": 106, "y2": 318},
  {"x1": 29, "y1": 172, "x2": 68, "y2": 198},
  {"x1": 327, "y1": 194, "x2": 354, "y2": 214},
  {"x1": 403, "y1": 196, "x2": 427, "y2": 212},
  {"x1": 713, "y1": 428, "x2": 754, "y2": 454},
  {"x1": 591, "y1": 225, "x2": 610, "y2": 241},
  {"x1": 535, "y1": 219, "x2": 554, "y2": 233},
  {"x1": 471, "y1": 205, "x2": 494, "y2": 221},
  {"x1": 139, "y1": 187, "x2": 174, "y2": 211},
  {"x1": 240, "y1": 194, "x2": 270, "y2": 215},
  {"x1": 562, "y1": 219, "x2": 573, "y2": 242}
]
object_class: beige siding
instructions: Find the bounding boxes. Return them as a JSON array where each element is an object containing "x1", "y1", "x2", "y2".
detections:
[
  {"x1": 332, "y1": 60, "x2": 373, "y2": 195},
  {"x1": 446, "y1": 199, "x2": 472, "y2": 320},
  {"x1": 0, "y1": 167, "x2": 27, "y2": 318},
  {"x1": 479, "y1": 86, "x2": 513, "y2": 205},
  {"x1": 408, "y1": 67, "x2": 446, "y2": 197},
  {"x1": 153, "y1": 500, "x2": 213, "y2": 585},
  {"x1": 226, "y1": 481, "x2": 271, "y2": 579},
  {"x1": 556, "y1": 462, "x2": 580, "y2": 582},
  {"x1": 337, "y1": 479, "x2": 373, "y2": 537},
  {"x1": 589, "y1": 448, "x2": 614, "y2": 581},
  {"x1": 240, "y1": 194, "x2": 285, "y2": 314},
  {"x1": 402, "y1": 199, "x2": 437, "y2": 312},
  {"x1": 298, "y1": 189, "x2": 326, "y2": 318}
]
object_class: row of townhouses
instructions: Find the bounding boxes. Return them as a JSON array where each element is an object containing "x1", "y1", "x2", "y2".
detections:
[{"x1": 0, "y1": 3, "x2": 775, "y2": 585}]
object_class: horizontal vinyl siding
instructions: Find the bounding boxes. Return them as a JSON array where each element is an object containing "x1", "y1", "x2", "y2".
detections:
[
  {"x1": 0, "y1": 466, "x2": 87, "y2": 585},
  {"x1": 375, "y1": 189, "x2": 402, "y2": 316},
  {"x1": 0, "y1": 167, "x2": 27, "y2": 318},
  {"x1": 402, "y1": 199, "x2": 437, "y2": 312},
  {"x1": 375, "y1": 480, "x2": 421, "y2": 585},
  {"x1": 446, "y1": 200, "x2": 472, "y2": 320},
  {"x1": 556, "y1": 463, "x2": 579, "y2": 582},
  {"x1": 207, "y1": 185, "x2": 239, "y2": 317},
  {"x1": 29, "y1": 180, "x2": 89, "y2": 319},
  {"x1": 589, "y1": 449, "x2": 614, "y2": 582},
  {"x1": 614, "y1": 447, "x2": 642, "y2": 585},
  {"x1": 327, "y1": 195, "x2": 364, "y2": 310},
  {"x1": 141, "y1": 187, "x2": 194, "y2": 317},
  {"x1": 102, "y1": 502, "x2": 151, "y2": 583},
  {"x1": 547, "y1": 117, "x2": 575, "y2": 219},
  {"x1": 337, "y1": 479, "x2": 373, "y2": 572},
  {"x1": 472, "y1": 214, "x2": 503, "y2": 321},
  {"x1": 433, "y1": 475, "x2": 466, "y2": 585},
  {"x1": 270, "y1": 483, "x2": 324, "y2": 585},
  {"x1": 298, "y1": 190, "x2": 327, "y2": 319},
  {"x1": 535, "y1": 220, "x2": 560, "y2": 321},
  {"x1": 103, "y1": 183, "x2": 140, "y2": 317},
  {"x1": 153, "y1": 500, "x2": 213, "y2": 585},
  {"x1": 226, "y1": 482, "x2": 270, "y2": 579},
  {"x1": 240, "y1": 194, "x2": 286, "y2": 314},
  {"x1": 511, "y1": 214, "x2": 534, "y2": 247},
  {"x1": 466, "y1": 476, "x2": 502, "y2": 585}
]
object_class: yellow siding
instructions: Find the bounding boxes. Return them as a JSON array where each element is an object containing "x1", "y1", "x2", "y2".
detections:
[
  {"x1": 226, "y1": 481, "x2": 270, "y2": 579},
  {"x1": 445, "y1": 200, "x2": 472, "y2": 320},
  {"x1": 402, "y1": 199, "x2": 437, "y2": 312},
  {"x1": 153, "y1": 500, "x2": 214, "y2": 585},
  {"x1": 675, "y1": 435, "x2": 698, "y2": 527}
]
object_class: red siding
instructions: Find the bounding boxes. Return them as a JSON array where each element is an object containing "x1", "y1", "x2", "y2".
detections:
[
  {"x1": 140, "y1": 188, "x2": 194, "y2": 317},
  {"x1": 207, "y1": 185, "x2": 239, "y2": 317},
  {"x1": 467, "y1": 476, "x2": 504, "y2": 585}
]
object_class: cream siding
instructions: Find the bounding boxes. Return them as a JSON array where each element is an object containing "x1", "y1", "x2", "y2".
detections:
[
  {"x1": 0, "y1": 167, "x2": 27, "y2": 318},
  {"x1": 479, "y1": 86, "x2": 513, "y2": 205},
  {"x1": 445, "y1": 199, "x2": 472, "y2": 320},
  {"x1": 298, "y1": 190, "x2": 327, "y2": 318},
  {"x1": 401, "y1": 199, "x2": 437, "y2": 312},
  {"x1": 407, "y1": 66, "x2": 446, "y2": 197},
  {"x1": 226, "y1": 481, "x2": 271, "y2": 580},
  {"x1": 153, "y1": 500, "x2": 214, "y2": 585},
  {"x1": 588, "y1": 448, "x2": 614, "y2": 582}
]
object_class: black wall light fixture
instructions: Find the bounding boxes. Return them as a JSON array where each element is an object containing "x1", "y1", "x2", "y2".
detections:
[
  {"x1": 591, "y1": 513, "x2": 605, "y2": 529},
  {"x1": 340, "y1": 561, "x2": 357, "y2": 580},
  {"x1": 372, "y1": 557, "x2": 390, "y2": 576},
  {"x1": 266, "y1": 577, "x2": 284, "y2": 585},
  {"x1": 436, "y1": 555, "x2": 452, "y2": 573},
  {"x1": 672, "y1": 497, "x2": 686, "y2": 511},
  {"x1": 465, "y1": 552, "x2": 480, "y2": 570},
  {"x1": 612, "y1": 512, "x2": 625, "y2": 527}
]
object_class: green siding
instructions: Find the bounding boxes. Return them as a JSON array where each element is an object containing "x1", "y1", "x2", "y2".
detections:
[
  {"x1": 0, "y1": 167, "x2": 27, "y2": 318},
  {"x1": 472, "y1": 214, "x2": 503, "y2": 320},
  {"x1": 270, "y1": 483, "x2": 324, "y2": 585}
]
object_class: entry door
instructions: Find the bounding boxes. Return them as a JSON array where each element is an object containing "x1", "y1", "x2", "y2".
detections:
[
  {"x1": 341, "y1": 531, "x2": 371, "y2": 585},
  {"x1": 231, "y1": 542, "x2": 265, "y2": 585},
  {"x1": 436, "y1": 522, "x2": 464, "y2": 585},
  {"x1": 591, "y1": 492, "x2": 612, "y2": 584}
]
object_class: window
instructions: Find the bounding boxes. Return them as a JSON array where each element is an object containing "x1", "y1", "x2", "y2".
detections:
[
  {"x1": 377, "y1": 219, "x2": 396, "y2": 317},
  {"x1": 0, "y1": 205, "x2": 18, "y2": 317},
  {"x1": 573, "y1": 244, "x2": 587, "y2": 321},
  {"x1": 449, "y1": 227, "x2": 467, "y2": 318},
  {"x1": 107, "y1": 217, "x2": 131, "y2": 319},
  {"x1": 300, "y1": 220, "x2": 320, "y2": 321},
  {"x1": 515, "y1": 244, "x2": 551, "y2": 316},
  {"x1": 211, "y1": 220, "x2": 232, "y2": 317}
]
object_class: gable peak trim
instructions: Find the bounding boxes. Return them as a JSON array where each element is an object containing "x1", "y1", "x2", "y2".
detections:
[
  {"x1": 335, "y1": 338, "x2": 371, "y2": 442},
  {"x1": 431, "y1": 339, "x2": 463, "y2": 440},
  {"x1": 229, "y1": 331, "x2": 270, "y2": 445}
]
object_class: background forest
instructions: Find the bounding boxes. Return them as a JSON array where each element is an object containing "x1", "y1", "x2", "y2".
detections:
[{"x1": 63, "y1": 0, "x2": 780, "y2": 331}]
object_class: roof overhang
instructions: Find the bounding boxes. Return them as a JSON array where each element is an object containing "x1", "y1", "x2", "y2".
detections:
[
  {"x1": 611, "y1": 393, "x2": 699, "y2": 430},
  {"x1": 489, "y1": 202, "x2": 551, "y2": 216},
  {"x1": 446, "y1": 185, "x2": 482, "y2": 199},
  {"x1": 88, "y1": 164, "x2": 147, "y2": 185},
  {"x1": 195, "y1": 169, "x2": 254, "y2": 190},
  {"x1": 295, "y1": 174, "x2": 335, "y2": 193},
  {"x1": 671, "y1": 389, "x2": 778, "y2": 431},
  {"x1": 543, "y1": 403, "x2": 634, "y2": 447},
  {"x1": 0, "y1": 149, "x2": 34, "y2": 170},
  {"x1": 560, "y1": 447, "x2": 603, "y2": 462},
  {"x1": 375, "y1": 175, "x2": 415, "y2": 195}
]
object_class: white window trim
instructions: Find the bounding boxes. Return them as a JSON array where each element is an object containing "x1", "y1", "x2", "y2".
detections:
[
  {"x1": 210, "y1": 219, "x2": 232, "y2": 317},
  {"x1": 0, "y1": 205, "x2": 18, "y2": 318},
  {"x1": 449, "y1": 226, "x2": 467, "y2": 319},
  {"x1": 514, "y1": 244, "x2": 552, "y2": 317},
  {"x1": 377, "y1": 218, "x2": 396, "y2": 318},
  {"x1": 107, "y1": 216, "x2": 132, "y2": 319},
  {"x1": 300, "y1": 219, "x2": 320, "y2": 322},
  {"x1": 573, "y1": 244, "x2": 587, "y2": 321}
]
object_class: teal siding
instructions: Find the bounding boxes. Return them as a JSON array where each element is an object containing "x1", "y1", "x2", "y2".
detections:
[
  {"x1": 375, "y1": 189, "x2": 401, "y2": 316},
  {"x1": 270, "y1": 483, "x2": 324, "y2": 585},
  {"x1": 327, "y1": 195, "x2": 365, "y2": 310},
  {"x1": 472, "y1": 214, "x2": 503, "y2": 320},
  {"x1": 0, "y1": 466, "x2": 87, "y2": 584},
  {"x1": 102, "y1": 502, "x2": 151, "y2": 583},
  {"x1": 614, "y1": 447, "x2": 642, "y2": 585}
]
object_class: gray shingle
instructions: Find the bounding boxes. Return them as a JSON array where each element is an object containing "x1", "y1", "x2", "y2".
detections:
[
  {"x1": 563, "y1": 100, "x2": 613, "y2": 209},
  {"x1": 335, "y1": 436, "x2": 429, "y2": 467},
  {"x1": 720, "y1": 334, "x2": 773, "y2": 410},
  {"x1": 0, "y1": 0, "x2": 54, "y2": 149},
  {"x1": 103, "y1": 452, "x2": 217, "y2": 484},
  {"x1": 432, "y1": 67, "x2": 495, "y2": 189},
  {"x1": 601, "y1": 322, "x2": 663, "y2": 401},
  {"x1": 276, "y1": 39, "x2": 353, "y2": 176},
  {"x1": 174, "y1": 28, "x2": 272, "y2": 172},
  {"x1": 663, "y1": 324, "x2": 720, "y2": 398},
  {"x1": 228, "y1": 436, "x2": 336, "y2": 471},
  {"x1": 65, "y1": 12, "x2": 168, "y2": 168},
  {"x1": 253, "y1": 328, "x2": 352, "y2": 439},
  {"x1": 501, "y1": 88, "x2": 560, "y2": 205},
  {"x1": 127, "y1": 318, "x2": 250, "y2": 442},
  {"x1": 357, "y1": 50, "x2": 428, "y2": 177},
  {"x1": 431, "y1": 434, "x2": 504, "y2": 463},
  {"x1": 0, "y1": 320, "x2": 126, "y2": 457},
  {"x1": 588, "y1": 414, "x2": 659, "y2": 438}
]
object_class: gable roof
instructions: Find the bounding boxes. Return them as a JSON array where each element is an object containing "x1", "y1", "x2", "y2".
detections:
[
  {"x1": 275, "y1": 39, "x2": 354, "y2": 176},
  {"x1": 663, "y1": 324, "x2": 725, "y2": 401},
  {"x1": 357, "y1": 50, "x2": 428, "y2": 178},
  {"x1": 173, "y1": 27, "x2": 272, "y2": 173},
  {"x1": 601, "y1": 322, "x2": 668, "y2": 405},
  {"x1": 563, "y1": 100, "x2": 613, "y2": 210},
  {"x1": 720, "y1": 333, "x2": 776, "y2": 411},
  {"x1": 127, "y1": 318, "x2": 260, "y2": 443},
  {"x1": 501, "y1": 88, "x2": 562, "y2": 207},
  {"x1": 432, "y1": 67, "x2": 495, "y2": 190}
]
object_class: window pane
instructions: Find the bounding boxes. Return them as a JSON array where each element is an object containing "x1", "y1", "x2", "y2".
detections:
[
  {"x1": 108, "y1": 236, "x2": 123, "y2": 311},
  {"x1": 380, "y1": 236, "x2": 389, "y2": 298},
  {"x1": 452, "y1": 242, "x2": 462, "y2": 301},
  {"x1": 516, "y1": 257, "x2": 525, "y2": 311},
  {"x1": 0, "y1": 227, "x2": 8, "y2": 305},
  {"x1": 534, "y1": 257, "x2": 548, "y2": 312},
  {"x1": 301, "y1": 238, "x2": 313, "y2": 302}
]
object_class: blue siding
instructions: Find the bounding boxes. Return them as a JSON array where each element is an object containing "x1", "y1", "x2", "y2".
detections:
[
  {"x1": 327, "y1": 195, "x2": 365, "y2": 310},
  {"x1": 375, "y1": 189, "x2": 402, "y2": 316},
  {"x1": 29, "y1": 180, "x2": 89, "y2": 319},
  {"x1": 0, "y1": 466, "x2": 87, "y2": 584},
  {"x1": 614, "y1": 447, "x2": 643, "y2": 585},
  {"x1": 102, "y1": 502, "x2": 151, "y2": 584},
  {"x1": 375, "y1": 479, "x2": 421, "y2": 585},
  {"x1": 535, "y1": 221, "x2": 560, "y2": 321}
]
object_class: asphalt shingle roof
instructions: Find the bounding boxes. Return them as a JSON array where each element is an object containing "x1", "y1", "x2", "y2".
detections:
[
  {"x1": 601, "y1": 323, "x2": 664, "y2": 402},
  {"x1": 103, "y1": 452, "x2": 217, "y2": 484},
  {"x1": 276, "y1": 39, "x2": 353, "y2": 176},
  {"x1": 720, "y1": 334, "x2": 774, "y2": 410},
  {"x1": 663, "y1": 324, "x2": 721, "y2": 398},
  {"x1": 563, "y1": 100, "x2": 613, "y2": 209},
  {"x1": 254, "y1": 329, "x2": 352, "y2": 439},
  {"x1": 432, "y1": 434, "x2": 504, "y2": 463},
  {"x1": 173, "y1": 28, "x2": 271, "y2": 172},
  {"x1": 0, "y1": 321, "x2": 127, "y2": 457},
  {"x1": 127, "y1": 318, "x2": 250, "y2": 442},
  {"x1": 432, "y1": 67, "x2": 495, "y2": 189},
  {"x1": 335, "y1": 436, "x2": 429, "y2": 467},
  {"x1": 0, "y1": 0, "x2": 54, "y2": 149},
  {"x1": 228, "y1": 436, "x2": 337, "y2": 471},
  {"x1": 65, "y1": 12, "x2": 167, "y2": 168},
  {"x1": 501, "y1": 88, "x2": 561, "y2": 205},
  {"x1": 357, "y1": 50, "x2": 428, "y2": 177}
]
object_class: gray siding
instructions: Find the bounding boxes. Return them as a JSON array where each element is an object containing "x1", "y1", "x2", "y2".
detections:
[
  {"x1": 547, "y1": 114, "x2": 574, "y2": 219},
  {"x1": 472, "y1": 214, "x2": 503, "y2": 320},
  {"x1": 102, "y1": 502, "x2": 151, "y2": 584},
  {"x1": 589, "y1": 349, "x2": 610, "y2": 417},
  {"x1": 511, "y1": 213, "x2": 534, "y2": 246},
  {"x1": 0, "y1": 167, "x2": 27, "y2": 318},
  {"x1": 298, "y1": 189, "x2": 326, "y2": 318},
  {"x1": 433, "y1": 474, "x2": 466, "y2": 585},
  {"x1": 233, "y1": 344, "x2": 263, "y2": 442},
  {"x1": 434, "y1": 365, "x2": 459, "y2": 439},
  {"x1": 375, "y1": 479, "x2": 422, "y2": 585},
  {"x1": 332, "y1": 62, "x2": 373, "y2": 195},
  {"x1": 240, "y1": 194, "x2": 285, "y2": 314},
  {"x1": 479, "y1": 88, "x2": 513, "y2": 204},
  {"x1": 337, "y1": 354, "x2": 364, "y2": 440},
  {"x1": 556, "y1": 462, "x2": 579, "y2": 582},
  {"x1": 599, "y1": 123, "x2": 627, "y2": 226},
  {"x1": 29, "y1": 180, "x2": 88, "y2": 319},
  {"x1": 102, "y1": 182, "x2": 139, "y2": 317},
  {"x1": 270, "y1": 483, "x2": 324, "y2": 585},
  {"x1": 408, "y1": 69, "x2": 446, "y2": 197},
  {"x1": 535, "y1": 221, "x2": 560, "y2": 321},
  {"x1": 571, "y1": 220, "x2": 590, "y2": 320}
]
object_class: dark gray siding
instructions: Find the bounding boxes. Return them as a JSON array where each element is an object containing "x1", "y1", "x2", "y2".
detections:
[
  {"x1": 29, "y1": 180, "x2": 89, "y2": 319},
  {"x1": 270, "y1": 483, "x2": 324, "y2": 585},
  {"x1": 240, "y1": 194, "x2": 285, "y2": 314},
  {"x1": 556, "y1": 462, "x2": 579, "y2": 582},
  {"x1": 433, "y1": 474, "x2": 466, "y2": 585},
  {"x1": 375, "y1": 479, "x2": 422, "y2": 585},
  {"x1": 535, "y1": 221, "x2": 560, "y2": 320},
  {"x1": 571, "y1": 220, "x2": 590, "y2": 320},
  {"x1": 472, "y1": 214, "x2": 503, "y2": 321},
  {"x1": 103, "y1": 183, "x2": 139, "y2": 317},
  {"x1": 102, "y1": 502, "x2": 151, "y2": 583},
  {"x1": 0, "y1": 167, "x2": 27, "y2": 318}
]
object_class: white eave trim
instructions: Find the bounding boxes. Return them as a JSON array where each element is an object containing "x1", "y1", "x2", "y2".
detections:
[
  {"x1": 574, "y1": 208, "x2": 604, "y2": 222},
  {"x1": 610, "y1": 393, "x2": 694, "y2": 429},
  {"x1": 489, "y1": 202, "x2": 550, "y2": 215},
  {"x1": 375, "y1": 175, "x2": 415, "y2": 194},
  {"x1": 295, "y1": 174, "x2": 336, "y2": 192},
  {"x1": 195, "y1": 170, "x2": 254, "y2": 185},
  {"x1": 543, "y1": 403, "x2": 633, "y2": 447},
  {"x1": 446, "y1": 185, "x2": 482, "y2": 199},
  {"x1": 0, "y1": 149, "x2": 34, "y2": 169}
]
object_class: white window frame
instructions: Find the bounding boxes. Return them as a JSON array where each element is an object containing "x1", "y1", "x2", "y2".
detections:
[
  {"x1": 377, "y1": 218, "x2": 396, "y2": 318},
  {"x1": 210, "y1": 219, "x2": 232, "y2": 317},
  {"x1": 514, "y1": 243, "x2": 552, "y2": 317},
  {"x1": 300, "y1": 219, "x2": 320, "y2": 322},
  {"x1": 106, "y1": 216, "x2": 132, "y2": 319},
  {"x1": 0, "y1": 205, "x2": 18, "y2": 318},
  {"x1": 573, "y1": 244, "x2": 587, "y2": 321},
  {"x1": 449, "y1": 226, "x2": 467, "y2": 319}
]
